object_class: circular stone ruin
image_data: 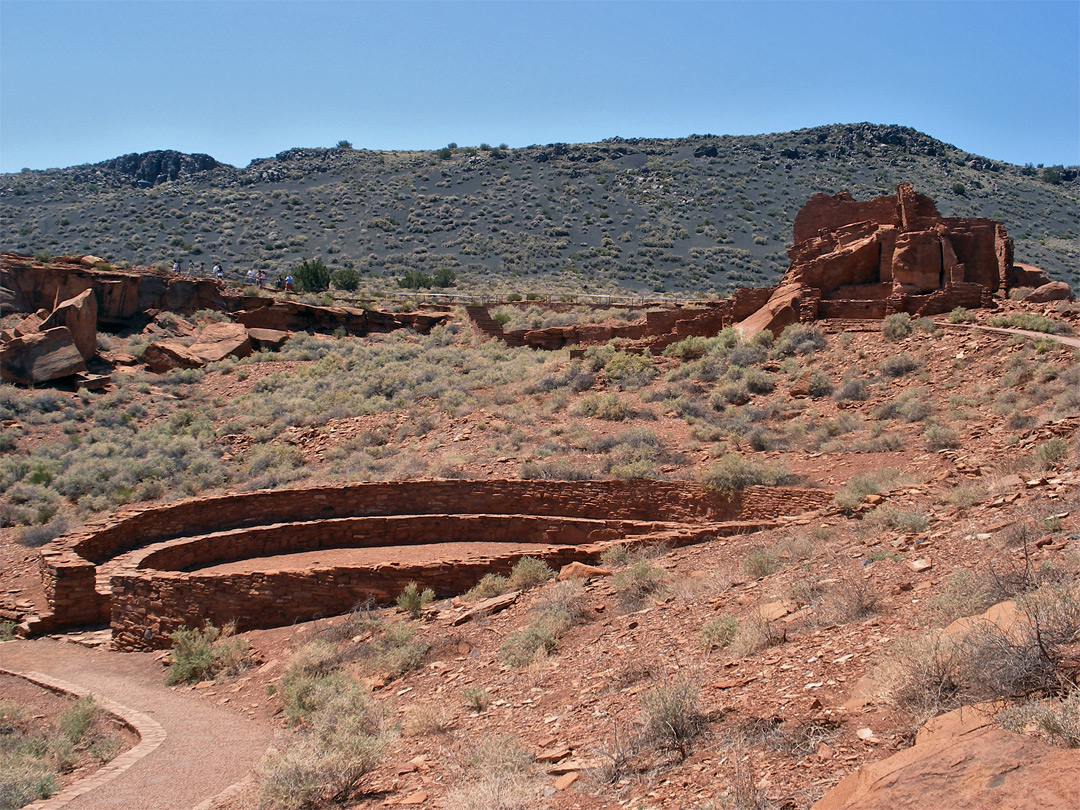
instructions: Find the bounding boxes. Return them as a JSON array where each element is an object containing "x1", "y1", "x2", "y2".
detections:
[{"x1": 34, "y1": 479, "x2": 833, "y2": 649}]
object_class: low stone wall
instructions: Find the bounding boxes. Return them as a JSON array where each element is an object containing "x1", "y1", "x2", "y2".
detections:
[{"x1": 36, "y1": 480, "x2": 833, "y2": 645}]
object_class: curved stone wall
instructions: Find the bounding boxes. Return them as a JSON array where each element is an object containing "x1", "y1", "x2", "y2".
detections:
[{"x1": 35, "y1": 479, "x2": 833, "y2": 649}]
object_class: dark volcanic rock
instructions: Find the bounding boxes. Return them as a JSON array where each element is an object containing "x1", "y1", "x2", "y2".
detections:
[{"x1": 98, "y1": 151, "x2": 221, "y2": 188}]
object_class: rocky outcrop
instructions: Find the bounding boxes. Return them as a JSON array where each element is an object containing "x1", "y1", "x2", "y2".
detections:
[
  {"x1": 1022, "y1": 281, "x2": 1075, "y2": 303},
  {"x1": 0, "y1": 327, "x2": 86, "y2": 385},
  {"x1": 0, "y1": 253, "x2": 224, "y2": 323},
  {"x1": 737, "y1": 184, "x2": 1041, "y2": 334},
  {"x1": 187, "y1": 322, "x2": 252, "y2": 364},
  {"x1": 98, "y1": 150, "x2": 221, "y2": 188},
  {"x1": 40, "y1": 289, "x2": 97, "y2": 361},
  {"x1": 139, "y1": 341, "x2": 204, "y2": 373},
  {"x1": 813, "y1": 703, "x2": 1080, "y2": 809}
]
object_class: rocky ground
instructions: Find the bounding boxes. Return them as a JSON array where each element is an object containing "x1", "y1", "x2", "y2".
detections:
[{"x1": 1, "y1": 295, "x2": 1078, "y2": 809}]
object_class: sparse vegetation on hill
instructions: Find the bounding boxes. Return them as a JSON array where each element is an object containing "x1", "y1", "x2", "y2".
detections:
[{"x1": 2, "y1": 123, "x2": 1076, "y2": 296}]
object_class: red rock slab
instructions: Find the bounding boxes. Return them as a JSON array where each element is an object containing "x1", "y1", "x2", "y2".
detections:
[
  {"x1": 188, "y1": 322, "x2": 252, "y2": 364},
  {"x1": 812, "y1": 713, "x2": 1080, "y2": 809},
  {"x1": 42, "y1": 288, "x2": 98, "y2": 361},
  {"x1": 1, "y1": 326, "x2": 86, "y2": 385},
  {"x1": 140, "y1": 341, "x2": 204, "y2": 373},
  {"x1": 245, "y1": 327, "x2": 291, "y2": 351}
]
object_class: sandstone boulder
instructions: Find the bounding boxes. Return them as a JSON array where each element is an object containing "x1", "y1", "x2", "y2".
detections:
[
  {"x1": 188, "y1": 322, "x2": 252, "y2": 364},
  {"x1": 41, "y1": 289, "x2": 98, "y2": 361},
  {"x1": 140, "y1": 341, "x2": 204, "y2": 373},
  {"x1": 1, "y1": 327, "x2": 86, "y2": 385},
  {"x1": 246, "y1": 327, "x2": 291, "y2": 351},
  {"x1": 812, "y1": 705, "x2": 1079, "y2": 809},
  {"x1": 13, "y1": 309, "x2": 50, "y2": 337},
  {"x1": 1022, "y1": 281, "x2": 1074, "y2": 303}
]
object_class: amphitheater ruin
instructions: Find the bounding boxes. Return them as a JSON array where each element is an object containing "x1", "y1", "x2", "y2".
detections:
[{"x1": 32, "y1": 480, "x2": 832, "y2": 649}]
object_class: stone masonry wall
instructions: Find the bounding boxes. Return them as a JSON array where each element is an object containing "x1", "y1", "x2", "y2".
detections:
[{"x1": 38, "y1": 480, "x2": 833, "y2": 640}]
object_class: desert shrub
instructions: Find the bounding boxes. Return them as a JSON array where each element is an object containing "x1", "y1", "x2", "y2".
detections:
[
  {"x1": 806, "y1": 369, "x2": 833, "y2": 398},
  {"x1": 702, "y1": 454, "x2": 790, "y2": 495},
  {"x1": 834, "y1": 376, "x2": 870, "y2": 401},
  {"x1": 576, "y1": 393, "x2": 630, "y2": 421},
  {"x1": 498, "y1": 623, "x2": 557, "y2": 667},
  {"x1": 877, "y1": 584, "x2": 1080, "y2": 722},
  {"x1": 772, "y1": 324, "x2": 826, "y2": 357},
  {"x1": 332, "y1": 268, "x2": 360, "y2": 291},
  {"x1": 293, "y1": 258, "x2": 330, "y2": 292},
  {"x1": 401, "y1": 703, "x2": 454, "y2": 737},
  {"x1": 882, "y1": 312, "x2": 913, "y2": 341},
  {"x1": 924, "y1": 421, "x2": 961, "y2": 449},
  {"x1": 612, "y1": 559, "x2": 665, "y2": 608},
  {"x1": 833, "y1": 467, "x2": 903, "y2": 512},
  {"x1": 990, "y1": 313, "x2": 1069, "y2": 335},
  {"x1": 518, "y1": 459, "x2": 595, "y2": 480},
  {"x1": 58, "y1": 696, "x2": 98, "y2": 746},
  {"x1": 878, "y1": 352, "x2": 921, "y2": 378},
  {"x1": 928, "y1": 569, "x2": 995, "y2": 626},
  {"x1": 498, "y1": 584, "x2": 586, "y2": 667},
  {"x1": 603, "y1": 351, "x2": 656, "y2": 390},
  {"x1": 395, "y1": 582, "x2": 435, "y2": 618},
  {"x1": 462, "y1": 686, "x2": 491, "y2": 712},
  {"x1": 732, "y1": 613, "x2": 788, "y2": 656},
  {"x1": 1036, "y1": 438, "x2": 1069, "y2": 469},
  {"x1": 869, "y1": 506, "x2": 930, "y2": 534},
  {"x1": 701, "y1": 615, "x2": 739, "y2": 649},
  {"x1": 166, "y1": 622, "x2": 251, "y2": 685},
  {"x1": 742, "y1": 546, "x2": 781, "y2": 578},
  {"x1": 639, "y1": 678, "x2": 704, "y2": 760},
  {"x1": 743, "y1": 367, "x2": 775, "y2": 394},
  {"x1": 0, "y1": 757, "x2": 56, "y2": 808},
  {"x1": 509, "y1": 556, "x2": 555, "y2": 590},
  {"x1": 599, "y1": 543, "x2": 630, "y2": 568},
  {"x1": 998, "y1": 689, "x2": 1080, "y2": 748},
  {"x1": 465, "y1": 573, "x2": 512, "y2": 600},
  {"x1": 948, "y1": 307, "x2": 976, "y2": 324},
  {"x1": 822, "y1": 576, "x2": 881, "y2": 623},
  {"x1": 446, "y1": 734, "x2": 537, "y2": 810},
  {"x1": 711, "y1": 380, "x2": 750, "y2": 407},
  {"x1": 258, "y1": 681, "x2": 383, "y2": 809}
]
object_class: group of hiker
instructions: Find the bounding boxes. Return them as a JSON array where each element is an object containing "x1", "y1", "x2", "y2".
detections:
[
  {"x1": 170, "y1": 260, "x2": 292, "y2": 291},
  {"x1": 171, "y1": 260, "x2": 223, "y2": 279}
]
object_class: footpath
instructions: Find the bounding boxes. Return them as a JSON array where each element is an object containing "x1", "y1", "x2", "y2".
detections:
[{"x1": 1, "y1": 638, "x2": 274, "y2": 810}]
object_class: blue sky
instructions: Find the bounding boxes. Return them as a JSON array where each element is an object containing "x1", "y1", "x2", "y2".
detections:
[{"x1": 1, "y1": 1, "x2": 1077, "y2": 173}]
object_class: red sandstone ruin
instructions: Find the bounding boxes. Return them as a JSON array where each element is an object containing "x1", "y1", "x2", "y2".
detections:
[
  {"x1": 738, "y1": 183, "x2": 1027, "y2": 334},
  {"x1": 30, "y1": 479, "x2": 831, "y2": 648},
  {"x1": 466, "y1": 184, "x2": 1069, "y2": 349}
]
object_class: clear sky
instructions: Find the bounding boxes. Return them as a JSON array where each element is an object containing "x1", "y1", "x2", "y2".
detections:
[{"x1": 1, "y1": 0, "x2": 1077, "y2": 173}]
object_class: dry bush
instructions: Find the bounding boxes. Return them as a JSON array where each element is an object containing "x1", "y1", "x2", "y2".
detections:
[
  {"x1": 998, "y1": 688, "x2": 1080, "y2": 748},
  {"x1": 876, "y1": 583, "x2": 1080, "y2": 722},
  {"x1": 401, "y1": 702, "x2": 454, "y2": 737},
  {"x1": 822, "y1": 575, "x2": 881, "y2": 624},
  {"x1": 732, "y1": 614, "x2": 788, "y2": 657},
  {"x1": 612, "y1": 558, "x2": 666, "y2": 608},
  {"x1": 509, "y1": 556, "x2": 555, "y2": 590},
  {"x1": 446, "y1": 734, "x2": 538, "y2": 810},
  {"x1": 466, "y1": 573, "x2": 512, "y2": 600},
  {"x1": 258, "y1": 683, "x2": 383, "y2": 809},
  {"x1": 638, "y1": 677, "x2": 705, "y2": 760},
  {"x1": 166, "y1": 621, "x2": 252, "y2": 685},
  {"x1": 701, "y1": 615, "x2": 739, "y2": 649},
  {"x1": 742, "y1": 546, "x2": 781, "y2": 578}
]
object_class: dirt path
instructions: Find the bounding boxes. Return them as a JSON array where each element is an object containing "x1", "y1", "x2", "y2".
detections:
[
  {"x1": 1, "y1": 639, "x2": 275, "y2": 810},
  {"x1": 942, "y1": 321, "x2": 1080, "y2": 348}
]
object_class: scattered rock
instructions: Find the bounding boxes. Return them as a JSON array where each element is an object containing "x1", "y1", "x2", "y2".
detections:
[{"x1": 0, "y1": 326, "x2": 86, "y2": 385}]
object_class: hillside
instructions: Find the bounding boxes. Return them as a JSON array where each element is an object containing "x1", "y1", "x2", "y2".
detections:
[
  {"x1": 1, "y1": 294, "x2": 1078, "y2": 808},
  {"x1": 1, "y1": 124, "x2": 1076, "y2": 296}
]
